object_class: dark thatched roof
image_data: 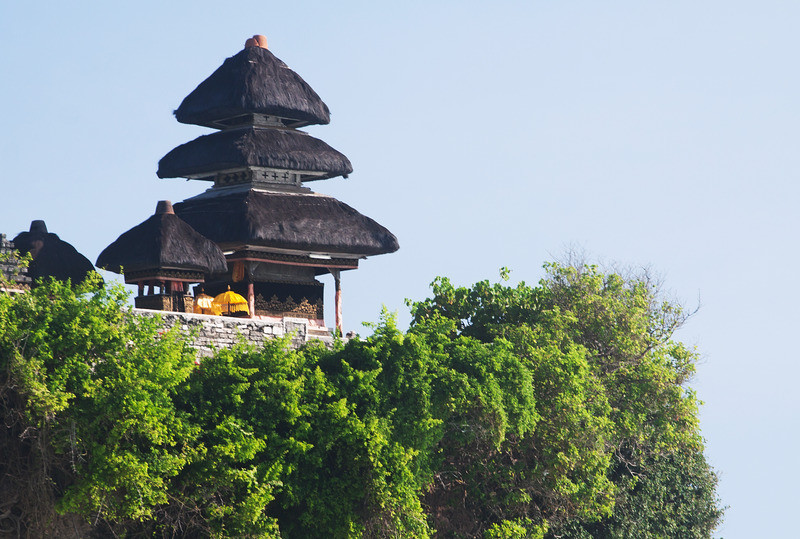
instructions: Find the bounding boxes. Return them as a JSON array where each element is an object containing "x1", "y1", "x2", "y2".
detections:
[
  {"x1": 173, "y1": 190, "x2": 399, "y2": 257},
  {"x1": 157, "y1": 127, "x2": 352, "y2": 181},
  {"x1": 12, "y1": 220, "x2": 95, "y2": 286},
  {"x1": 175, "y1": 46, "x2": 331, "y2": 128},
  {"x1": 96, "y1": 201, "x2": 228, "y2": 276}
]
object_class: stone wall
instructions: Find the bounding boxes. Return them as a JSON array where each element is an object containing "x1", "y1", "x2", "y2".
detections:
[
  {"x1": 134, "y1": 308, "x2": 334, "y2": 356},
  {"x1": 0, "y1": 234, "x2": 31, "y2": 293}
]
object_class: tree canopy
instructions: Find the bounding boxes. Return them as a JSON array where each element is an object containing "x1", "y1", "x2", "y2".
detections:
[{"x1": 0, "y1": 262, "x2": 722, "y2": 537}]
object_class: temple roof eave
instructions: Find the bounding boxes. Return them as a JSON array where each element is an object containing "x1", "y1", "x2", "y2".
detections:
[
  {"x1": 156, "y1": 127, "x2": 353, "y2": 181},
  {"x1": 173, "y1": 189, "x2": 399, "y2": 258}
]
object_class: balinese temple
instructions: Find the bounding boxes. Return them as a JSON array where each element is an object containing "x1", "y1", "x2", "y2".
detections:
[
  {"x1": 99, "y1": 35, "x2": 398, "y2": 333},
  {"x1": 96, "y1": 201, "x2": 228, "y2": 312},
  {"x1": 10, "y1": 220, "x2": 95, "y2": 287}
]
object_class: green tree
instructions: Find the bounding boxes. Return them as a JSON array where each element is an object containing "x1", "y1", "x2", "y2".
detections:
[
  {"x1": 409, "y1": 263, "x2": 721, "y2": 537},
  {"x1": 0, "y1": 260, "x2": 721, "y2": 538},
  {"x1": 553, "y1": 448, "x2": 722, "y2": 538},
  {"x1": 0, "y1": 275, "x2": 198, "y2": 536}
]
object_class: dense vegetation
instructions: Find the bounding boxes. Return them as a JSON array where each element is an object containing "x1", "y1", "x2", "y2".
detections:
[{"x1": 0, "y1": 263, "x2": 722, "y2": 537}]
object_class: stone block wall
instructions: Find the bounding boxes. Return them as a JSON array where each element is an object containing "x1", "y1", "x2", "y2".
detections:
[
  {"x1": 134, "y1": 308, "x2": 334, "y2": 356},
  {"x1": 0, "y1": 234, "x2": 31, "y2": 293}
]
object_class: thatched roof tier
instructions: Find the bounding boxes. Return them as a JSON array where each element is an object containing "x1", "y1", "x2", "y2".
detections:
[
  {"x1": 157, "y1": 127, "x2": 352, "y2": 181},
  {"x1": 12, "y1": 220, "x2": 95, "y2": 286},
  {"x1": 123, "y1": 269, "x2": 206, "y2": 283},
  {"x1": 175, "y1": 46, "x2": 331, "y2": 128},
  {"x1": 173, "y1": 190, "x2": 399, "y2": 257},
  {"x1": 96, "y1": 201, "x2": 228, "y2": 277},
  {"x1": 227, "y1": 250, "x2": 359, "y2": 268}
]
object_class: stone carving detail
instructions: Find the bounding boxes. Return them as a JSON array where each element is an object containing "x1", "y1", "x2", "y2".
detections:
[
  {"x1": 135, "y1": 293, "x2": 194, "y2": 313},
  {"x1": 255, "y1": 294, "x2": 323, "y2": 319},
  {"x1": 255, "y1": 169, "x2": 293, "y2": 184},
  {"x1": 214, "y1": 170, "x2": 251, "y2": 187},
  {"x1": 213, "y1": 168, "x2": 300, "y2": 188}
]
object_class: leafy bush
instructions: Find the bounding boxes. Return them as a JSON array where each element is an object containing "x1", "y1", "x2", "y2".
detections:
[{"x1": 0, "y1": 263, "x2": 722, "y2": 537}]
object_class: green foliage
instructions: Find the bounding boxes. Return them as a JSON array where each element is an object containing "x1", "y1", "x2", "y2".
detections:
[
  {"x1": 0, "y1": 275, "x2": 199, "y2": 534},
  {"x1": 553, "y1": 448, "x2": 722, "y2": 538},
  {"x1": 485, "y1": 519, "x2": 546, "y2": 539},
  {"x1": 0, "y1": 261, "x2": 722, "y2": 538},
  {"x1": 409, "y1": 264, "x2": 721, "y2": 537}
]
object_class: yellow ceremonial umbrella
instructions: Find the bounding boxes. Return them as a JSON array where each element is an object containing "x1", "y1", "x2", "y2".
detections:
[
  {"x1": 195, "y1": 292, "x2": 221, "y2": 315},
  {"x1": 213, "y1": 286, "x2": 250, "y2": 315}
]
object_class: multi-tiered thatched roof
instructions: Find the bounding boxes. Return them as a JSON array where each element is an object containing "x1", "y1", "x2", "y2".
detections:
[{"x1": 94, "y1": 36, "x2": 399, "y2": 326}]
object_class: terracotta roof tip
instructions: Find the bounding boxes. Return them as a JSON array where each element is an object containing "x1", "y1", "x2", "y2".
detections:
[
  {"x1": 155, "y1": 200, "x2": 175, "y2": 215},
  {"x1": 245, "y1": 34, "x2": 268, "y2": 49}
]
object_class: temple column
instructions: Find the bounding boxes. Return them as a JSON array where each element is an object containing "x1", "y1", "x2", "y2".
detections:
[
  {"x1": 330, "y1": 269, "x2": 342, "y2": 335},
  {"x1": 247, "y1": 282, "x2": 255, "y2": 318}
]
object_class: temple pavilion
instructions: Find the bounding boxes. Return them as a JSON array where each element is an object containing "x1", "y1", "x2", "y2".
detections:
[
  {"x1": 11, "y1": 220, "x2": 95, "y2": 287},
  {"x1": 96, "y1": 200, "x2": 228, "y2": 313},
  {"x1": 98, "y1": 35, "x2": 398, "y2": 333}
]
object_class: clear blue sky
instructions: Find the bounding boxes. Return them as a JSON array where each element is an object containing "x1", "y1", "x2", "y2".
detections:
[{"x1": 2, "y1": 2, "x2": 797, "y2": 536}]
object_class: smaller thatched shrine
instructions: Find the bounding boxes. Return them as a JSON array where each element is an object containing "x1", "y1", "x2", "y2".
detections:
[
  {"x1": 96, "y1": 201, "x2": 228, "y2": 313},
  {"x1": 11, "y1": 220, "x2": 95, "y2": 286}
]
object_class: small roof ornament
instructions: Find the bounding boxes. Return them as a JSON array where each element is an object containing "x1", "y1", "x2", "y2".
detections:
[
  {"x1": 155, "y1": 200, "x2": 175, "y2": 215},
  {"x1": 244, "y1": 35, "x2": 268, "y2": 49},
  {"x1": 29, "y1": 220, "x2": 48, "y2": 236}
]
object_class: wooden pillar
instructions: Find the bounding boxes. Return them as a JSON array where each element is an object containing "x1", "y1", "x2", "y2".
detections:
[
  {"x1": 138, "y1": 282, "x2": 144, "y2": 297},
  {"x1": 247, "y1": 282, "x2": 255, "y2": 318},
  {"x1": 330, "y1": 269, "x2": 342, "y2": 335}
]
